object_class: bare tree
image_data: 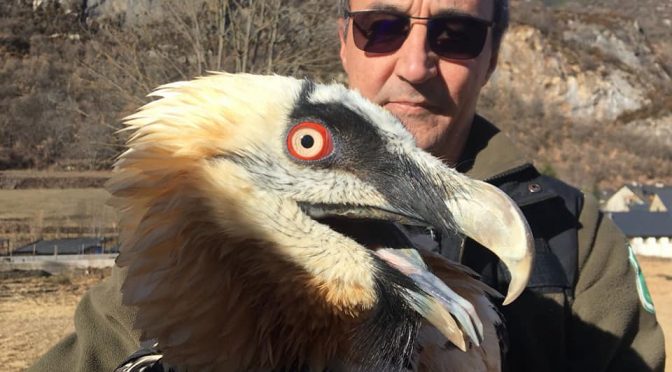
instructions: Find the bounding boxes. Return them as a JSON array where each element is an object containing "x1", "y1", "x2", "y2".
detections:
[{"x1": 0, "y1": 0, "x2": 339, "y2": 169}]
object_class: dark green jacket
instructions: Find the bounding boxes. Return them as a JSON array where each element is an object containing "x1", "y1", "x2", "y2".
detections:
[
  {"x1": 28, "y1": 116, "x2": 665, "y2": 372},
  {"x1": 453, "y1": 116, "x2": 665, "y2": 372}
]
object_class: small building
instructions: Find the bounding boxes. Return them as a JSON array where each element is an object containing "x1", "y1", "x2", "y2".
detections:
[
  {"x1": 603, "y1": 185, "x2": 647, "y2": 212},
  {"x1": 604, "y1": 183, "x2": 672, "y2": 258},
  {"x1": 649, "y1": 188, "x2": 672, "y2": 212},
  {"x1": 603, "y1": 183, "x2": 672, "y2": 213},
  {"x1": 13, "y1": 237, "x2": 108, "y2": 256},
  {"x1": 610, "y1": 211, "x2": 672, "y2": 258}
]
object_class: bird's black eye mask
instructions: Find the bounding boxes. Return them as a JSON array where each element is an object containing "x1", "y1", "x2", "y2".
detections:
[
  {"x1": 287, "y1": 82, "x2": 399, "y2": 176},
  {"x1": 284, "y1": 83, "x2": 450, "y2": 250},
  {"x1": 288, "y1": 81, "x2": 460, "y2": 238}
]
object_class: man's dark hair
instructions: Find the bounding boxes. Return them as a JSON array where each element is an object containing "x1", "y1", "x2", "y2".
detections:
[{"x1": 338, "y1": 0, "x2": 509, "y2": 54}]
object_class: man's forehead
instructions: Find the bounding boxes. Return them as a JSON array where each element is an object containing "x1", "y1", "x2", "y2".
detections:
[{"x1": 349, "y1": 0, "x2": 493, "y2": 18}]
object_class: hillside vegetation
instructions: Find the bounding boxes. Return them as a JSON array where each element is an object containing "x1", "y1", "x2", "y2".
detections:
[
  {"x1": 1, "y1": 0, "x2": 670, "y2": 191},
  {"x1": 480, "y1": 0, "x2": 672, "y2": 191}
]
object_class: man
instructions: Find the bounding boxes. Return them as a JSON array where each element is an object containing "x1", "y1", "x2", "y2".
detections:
[
  {"x1": 337, "y1": 0, "x2": 665, "y2": 371},
  {"x1": 30, "y1": 0, "x2": 665, "y2": 371}
]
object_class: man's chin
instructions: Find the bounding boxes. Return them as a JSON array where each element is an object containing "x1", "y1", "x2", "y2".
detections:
[
  {"x1": 400, "y1": 119, "x2": 450, "y2": 150},
  {"x1": 384, "y1": 109, "x2": 456, "y2": 156}
]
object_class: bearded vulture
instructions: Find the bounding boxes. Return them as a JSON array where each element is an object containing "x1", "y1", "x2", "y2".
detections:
[{"x1": 110, "y1": 73, "x2": 533, "y2": 372}]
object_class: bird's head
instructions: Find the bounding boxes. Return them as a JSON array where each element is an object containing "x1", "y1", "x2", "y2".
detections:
[{"x1": 110, "y1": 73, "x2": 533, "y2": 370}]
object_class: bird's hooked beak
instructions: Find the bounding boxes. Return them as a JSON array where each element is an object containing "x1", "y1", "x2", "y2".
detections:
[
  {"x1": 302, "y1": 160, "x2": 533, "y2": 351},
  {"x1": 380, "y1": 170, "x2": 534, "y2": 351}
]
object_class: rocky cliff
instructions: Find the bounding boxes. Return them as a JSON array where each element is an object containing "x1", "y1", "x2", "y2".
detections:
[
  {"x1": 479, "y1": 1, "x2": 672, "y2": 190},
  {"x1": 2, "y1": 0, "x2": 671, "y2": 190}
]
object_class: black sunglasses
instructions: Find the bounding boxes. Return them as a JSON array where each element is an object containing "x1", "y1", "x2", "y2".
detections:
[{"x1": 345, "y1": 10, "x2": 494, "y2": 60}]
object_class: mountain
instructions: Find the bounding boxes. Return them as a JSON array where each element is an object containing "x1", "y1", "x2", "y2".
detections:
[{"x1": 1, "y1": 0, "x2": 670, "y2": 191}]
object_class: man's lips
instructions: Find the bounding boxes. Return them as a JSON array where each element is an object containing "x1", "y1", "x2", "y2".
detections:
[{"x1": 384, "y1": 101, "x2": 439, "y2": 115}]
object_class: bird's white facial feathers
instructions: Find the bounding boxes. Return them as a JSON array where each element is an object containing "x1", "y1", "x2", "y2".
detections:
[
  {"x1": 198, "y1": 159, "x2": 379, "y2": 311},
  {"x1": 233, "y1": 155, "x2": 388, "y2": 209}
]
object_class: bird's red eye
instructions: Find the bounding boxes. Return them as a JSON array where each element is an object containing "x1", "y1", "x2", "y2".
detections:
[{"x1": 287, "y1": 122, "x2": 333, "y2": 161}]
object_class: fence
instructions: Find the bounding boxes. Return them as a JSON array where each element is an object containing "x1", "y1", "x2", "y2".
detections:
[{"x1": 0, "y1": 254, "x2": 118, "y2": 274}]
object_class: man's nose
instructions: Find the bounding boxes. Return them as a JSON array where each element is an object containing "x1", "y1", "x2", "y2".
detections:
[{"x1": 394, "y1": 23, "x2": 439, "y2": 84}]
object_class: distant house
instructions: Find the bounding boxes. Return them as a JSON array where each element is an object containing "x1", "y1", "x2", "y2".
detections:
[
  {"x1": 649, "y1": 188, "x2": 672, "y2": 212},
  {"x1": 13, "y1": 237, "x2": 110, "y2": 255},
  {"x1": 610, "y1": 212, "x2": 672, "y2": 258},
  {"x1": 603, "y1": 183, "x2": 672, "y2": 213},
  {"x1": 603, "y1": 185, "x2": 647, "y2": 212},
  {"x1": 604, "y1": 183, "x2": 672, "y2": 258}
]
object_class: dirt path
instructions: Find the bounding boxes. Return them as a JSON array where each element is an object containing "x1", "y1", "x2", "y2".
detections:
[
  {"x1": 0, "y1": 270, "x2": 108, "y2": 372},
  {"x1": 0, "y1": 260, "x2": 670, "y2": 372}
]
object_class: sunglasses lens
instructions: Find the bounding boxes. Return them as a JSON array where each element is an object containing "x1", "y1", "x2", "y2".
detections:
[
  {"x1": 348, "y1": 11, "x2": 490, "y2": 60},
  {"x1": 350, "y1": 12, "x2": 409, "y2": 53},
  {"x1": 428, "y1": 17, "x2": 489, "y2": 59}
]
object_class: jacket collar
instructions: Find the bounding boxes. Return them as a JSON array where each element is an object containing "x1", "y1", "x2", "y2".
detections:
[
  {"x1": 457, "y1": 115, "x2": 532, "y2": 181},
  {"x1": 456, "y1": 115, "x2": 563, "y2": 207}
]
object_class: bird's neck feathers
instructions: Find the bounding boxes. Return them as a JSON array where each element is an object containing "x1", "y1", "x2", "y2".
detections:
[{"x1": 111, "y1": 160, "x2": 387, "y2": 370}]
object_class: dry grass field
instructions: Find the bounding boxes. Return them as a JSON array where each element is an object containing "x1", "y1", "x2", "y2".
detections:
[
  {"x1": 0, "y1": 188, "x2": 113, "y2": 221},
  {"x1": 641, "y1": 258, "x2": 672, "y2": 372},
  {"x1": 0, "y1": 269, "x2": 110, "y2": 372},
  {"x1": 0, "y1": 170, "x2": 111, "y2": 190},
  {"x1": 0, "y1": 258, "x2": 670, "y2": 372},
  {"x1": 0, "y1": 187, "x2": 116, "y2": 250},
  {"x1": 0, "y1": 173, "x2": 669, "y2": 371}
]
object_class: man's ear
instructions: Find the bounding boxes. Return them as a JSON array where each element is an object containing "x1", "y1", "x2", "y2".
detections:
[{"x1": 338, "y1": 17, "x2": 348, "y2": 70}]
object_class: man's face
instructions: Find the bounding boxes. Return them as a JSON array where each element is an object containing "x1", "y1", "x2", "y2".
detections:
[{"x1": 339, "y1": 0, "x2": 498, "y2": 162}]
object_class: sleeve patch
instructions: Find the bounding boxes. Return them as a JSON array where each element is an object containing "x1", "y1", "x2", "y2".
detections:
[{"x1": 627, "y1": 244, "x2": 656, "y2": 314}]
